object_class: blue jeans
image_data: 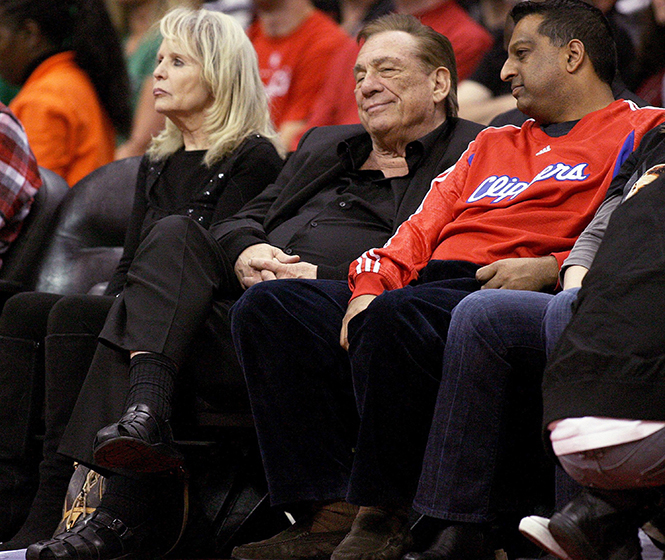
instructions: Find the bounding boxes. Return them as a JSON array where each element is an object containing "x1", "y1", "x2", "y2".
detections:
[{"x1": 413, "y1": 288, "x2": 579, "y2": 522}]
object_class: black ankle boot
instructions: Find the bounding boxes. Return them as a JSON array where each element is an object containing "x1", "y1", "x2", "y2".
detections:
[
  {"x1": 549, "y1": 487, "x2": 661, "y2": 560},
  {"x1": 26, "y1": 471, "x2": 188, "y2": 560}
]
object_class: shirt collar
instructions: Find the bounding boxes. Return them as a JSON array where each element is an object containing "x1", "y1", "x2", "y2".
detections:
[{"x1": 337, "y1": 119, "x2": 451, "y2": 174}]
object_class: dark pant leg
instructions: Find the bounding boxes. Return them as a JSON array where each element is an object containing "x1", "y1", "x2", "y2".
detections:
[
  {"x1": 412, "y1": 289, "x2": 551, "y2": 522},
  {"x1": 58, "y1": 344, "x2": 129, "y2": 469},
  {"x1": 0, "y1": 292, "x2": 64, "y2": 539},
  {"x1": 46, "y1": 295, "x2": 115, "y2": 464},
  {"x1": 230, "y1": 279, "x2": 355, "y2": 506},
  {"x1": 346, "y1": 275, "x2": 479, "y2": 507},
  {"x1": 100, "y1": 215, "x2": 238, "y2": 365},
  {"x1": 2, "y1": 295, "x2": 116, "y2": 545},
  {"x1": 45, "y1": 297, "x2": 114, "y2": 473}
]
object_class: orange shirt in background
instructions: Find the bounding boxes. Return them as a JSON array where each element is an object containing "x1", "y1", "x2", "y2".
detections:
[{"x1": 10, "y1": 51, "x2": 115, "y2": 185}]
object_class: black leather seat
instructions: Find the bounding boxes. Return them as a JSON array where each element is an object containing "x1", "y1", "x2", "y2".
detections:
[
  {"x1": 0, "y1": 167, "x2": 70, "y2": 293},
  {"x1": 31, "y1": 157, "x2": 141, "y2": 295}
]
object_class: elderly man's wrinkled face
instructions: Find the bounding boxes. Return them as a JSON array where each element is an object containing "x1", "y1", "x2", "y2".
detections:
[{"x1": 354, "y1": 31, "x2": 449, "y2": 146}]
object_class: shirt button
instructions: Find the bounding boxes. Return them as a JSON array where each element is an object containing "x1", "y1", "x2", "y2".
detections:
[
  {"x1": 187, "y1": 208, "x2": 194, "y2": 214},
  {"x1": 197, "y1": 216, "x2": 205, "y2": 222},
  {"x1": 310, "y1": 221, "x2": 318, "y2": 227},
  {"x1": 284, "y1": 248, "x2": 293, "y2": 255},
  {"x1": 339, "y1": 201, "x2": 347, "y2": 208},
  {"x1": 204, "y1": 190, "x2": 211, "y2": 196}
]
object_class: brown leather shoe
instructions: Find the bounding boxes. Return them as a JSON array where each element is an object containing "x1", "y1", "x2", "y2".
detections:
[
  {"x1": 232, "y1": 515, "x2": 349, "y2": 560},
  {"x1": 331, "y1": 507, "x2": 413, "y2": 560}
]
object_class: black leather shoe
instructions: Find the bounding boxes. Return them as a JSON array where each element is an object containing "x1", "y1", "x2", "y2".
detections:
[
  {"x1": 26, "y1": 510, "x2": 139, "y2": 560},
  {"x1": 93, "y1": 403, "x2": 184, "y2": 472},
  {"x1": 402, "y1": 523, "x2": 495, "y2": 560},
  {"x1": 549, "y1": 488, "x2": 659, "y2": 560}
]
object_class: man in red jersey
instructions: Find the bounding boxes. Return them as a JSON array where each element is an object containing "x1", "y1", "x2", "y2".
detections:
[{"x1": 231, "y1": 2, "x2": 665, "y2": 560}]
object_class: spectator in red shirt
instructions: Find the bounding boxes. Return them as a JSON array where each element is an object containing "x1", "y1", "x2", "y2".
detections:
[{"x1": 249, "y1": 0, "x2": 352, "y2": 149}]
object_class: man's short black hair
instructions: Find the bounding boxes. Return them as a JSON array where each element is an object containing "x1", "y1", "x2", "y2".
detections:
[{"x1": 509, "y1": 0, "x2": 617, "y2": 86}]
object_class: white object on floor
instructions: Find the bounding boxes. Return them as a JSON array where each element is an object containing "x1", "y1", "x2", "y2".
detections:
[
  {"x1": 519, "y1": 515, "x2": 572, "y2": 560},
  {"x1": 640, "y1": 528, "x2": 664, "y2": 560},
  {"x1": 0, "y1": 549, "x2": 26, "y2": 559}
]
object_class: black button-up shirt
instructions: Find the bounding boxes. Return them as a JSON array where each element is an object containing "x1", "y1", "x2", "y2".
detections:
[{"x1": 268, "y1": 126, "x2": 444, "y2": 267}]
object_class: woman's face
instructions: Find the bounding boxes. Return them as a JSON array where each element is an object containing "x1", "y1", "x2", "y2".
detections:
[{"x1": 152, "y1": 39, "x2": 213, "y2": 126}]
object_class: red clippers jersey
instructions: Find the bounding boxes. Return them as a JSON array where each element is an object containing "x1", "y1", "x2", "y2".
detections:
[{"x1": 350, "y1": 100, "x2": 665, "y2": 297}]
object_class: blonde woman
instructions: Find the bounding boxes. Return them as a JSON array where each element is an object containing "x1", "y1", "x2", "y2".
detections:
[{"x1": 0, "y1": 7, "x2": 282, "y2": 555}]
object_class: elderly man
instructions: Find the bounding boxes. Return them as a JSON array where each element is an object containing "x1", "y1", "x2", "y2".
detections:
[
  {"x1": 49, "y1": 12, "x2": 482, "y2": 560},
  {"x1": 230, "y1": 2, "x2": 665, "y2": 560}
]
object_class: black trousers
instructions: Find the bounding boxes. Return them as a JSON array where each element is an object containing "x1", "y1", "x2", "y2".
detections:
[
  {"x1": 0, "y1": 291, "x2": 113, "y2": 538},
  {"x1": 59, "y1": 215, "x2": 247, "y2": 468}
]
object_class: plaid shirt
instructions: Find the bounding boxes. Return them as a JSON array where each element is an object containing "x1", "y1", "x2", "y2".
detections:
[{"x1": 0, "y1": 102, "x2": 41, "y2": 265}]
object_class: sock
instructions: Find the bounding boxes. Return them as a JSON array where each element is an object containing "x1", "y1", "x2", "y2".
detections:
[
  {"x1": 97, "y1": 473, "x2": 157, "y2": 529},
  {"x1": 125, "y1": 353, "x2": 178, "y2": 420},
  {"x1": 311, "y1": 501, "x2": 359, "y2": 533}
]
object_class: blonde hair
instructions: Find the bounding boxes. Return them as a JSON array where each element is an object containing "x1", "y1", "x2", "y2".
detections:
[{"x1": 147, "y1": 7, "x2": 282, "y2": 165}]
